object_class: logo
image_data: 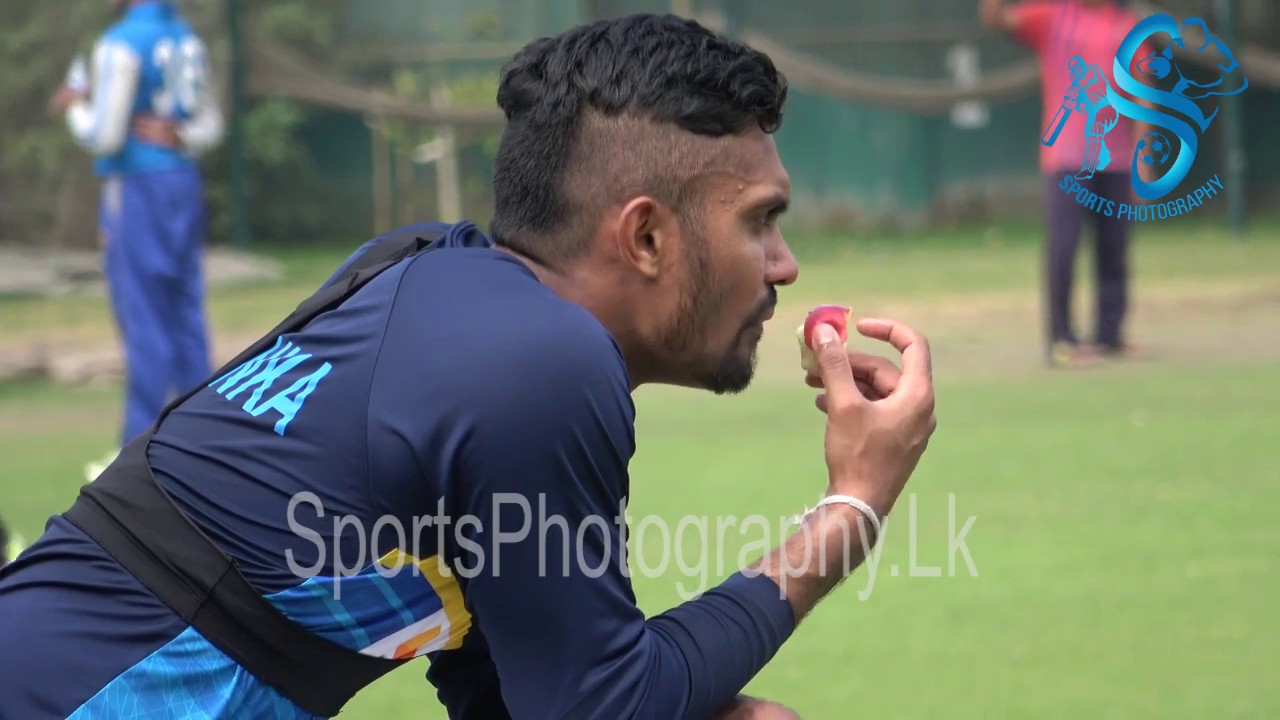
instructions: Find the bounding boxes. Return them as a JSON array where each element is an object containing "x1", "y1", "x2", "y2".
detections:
[{"x1": 1043, "y1": 14, "x2": 1248, "y2": 221}]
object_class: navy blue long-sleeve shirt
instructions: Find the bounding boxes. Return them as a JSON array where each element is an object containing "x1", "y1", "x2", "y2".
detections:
[{"x1": 0, "y1": 221, "x2": 796, "y2": 718}]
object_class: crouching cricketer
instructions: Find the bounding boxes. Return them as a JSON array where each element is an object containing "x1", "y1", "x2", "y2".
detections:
[{"x1": 2, "y1": 14, "x2": 937, "y2": 719}]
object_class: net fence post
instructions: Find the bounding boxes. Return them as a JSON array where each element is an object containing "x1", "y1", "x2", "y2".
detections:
[
  {"x1": 226, "y1": 0, "x2": 251, "y2": 248},
  {"x1": 1215, "y1": 0, "x2": 1246, "y2": 239}
]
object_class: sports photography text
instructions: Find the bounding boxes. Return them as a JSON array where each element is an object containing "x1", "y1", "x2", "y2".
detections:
[{"x1": 285, "y1": 491, "x2": 979, "y2": 602}]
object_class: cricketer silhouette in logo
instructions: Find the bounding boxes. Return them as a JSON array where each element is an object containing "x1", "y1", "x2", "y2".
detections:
[
  {"x1": 1108, "y1": 15, "x2": 1248, "y2": 201},
  {"x1": 1041, "y1": 56, "x2": 1122, "y2": 181},
  {"x1": 1044, "y1": 55, "x2": 1116, "y2": 179},
  {"x1": 1041, "y1": 15, "x2": 1247, "y2": 200}
]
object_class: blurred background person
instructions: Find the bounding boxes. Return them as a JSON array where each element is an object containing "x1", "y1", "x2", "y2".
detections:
[
  {"x1": 980, "y1": 0, "x2": 1146, "y2": 367},
  {"x1": 48, "y1": 0, "x2": 223, "y2": 467}
]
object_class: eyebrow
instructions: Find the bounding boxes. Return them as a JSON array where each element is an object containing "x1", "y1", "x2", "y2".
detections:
[{"x1": 753, "y1": 192, "x2": 790, "y2": 217}]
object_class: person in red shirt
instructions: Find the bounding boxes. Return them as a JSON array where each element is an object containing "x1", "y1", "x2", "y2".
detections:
[{"x1": 981, "y1": 0, "x2": 1147, "y2": 365}]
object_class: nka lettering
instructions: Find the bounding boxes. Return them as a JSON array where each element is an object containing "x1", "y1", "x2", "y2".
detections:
[{"x1": 209, "y1": 336, "x2": 333, "y2": 435}]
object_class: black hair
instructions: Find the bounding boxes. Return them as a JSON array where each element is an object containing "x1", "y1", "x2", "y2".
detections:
[{"x1": 489, "y1": 13, "x2": 788, "y2": 265}]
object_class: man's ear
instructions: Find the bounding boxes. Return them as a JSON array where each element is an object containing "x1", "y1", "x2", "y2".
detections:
[{"x1": 613, "y1": 195, "x2": 679, "y2": 280}]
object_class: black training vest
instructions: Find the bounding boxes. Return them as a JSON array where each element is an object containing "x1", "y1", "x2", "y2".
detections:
[{"x1": 62, "y1": 228, "x2": 445, "y2": 718}]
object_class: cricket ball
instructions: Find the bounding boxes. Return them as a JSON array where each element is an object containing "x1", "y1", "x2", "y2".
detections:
[{"x1": 796, "y1": 305, "x2": 851, "y2": 372}]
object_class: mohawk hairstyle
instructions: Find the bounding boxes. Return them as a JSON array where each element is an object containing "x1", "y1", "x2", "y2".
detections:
[{"x1": 488, "y1": 13, "x2": 788, "y2": 266}]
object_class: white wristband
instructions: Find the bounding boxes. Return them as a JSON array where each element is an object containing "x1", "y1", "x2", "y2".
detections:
[{"x1": 797, "y1": 495, "x2": 883, "y2": 542}]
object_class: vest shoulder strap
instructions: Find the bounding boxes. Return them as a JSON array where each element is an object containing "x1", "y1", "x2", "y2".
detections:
[
  {"x1": 63, "y1": 227, "x2": 448, "y2": 717},
  {"x1": 199, "y1": 229, "x2": 445, "y2": 415}
]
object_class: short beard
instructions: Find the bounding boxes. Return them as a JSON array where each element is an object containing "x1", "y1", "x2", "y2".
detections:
[
  {"x1": 701, "y1": 331, "x2": 759, "y2": 395},
  {"x1": 660, "y1": 227, "x2": 759, "y2": 395}
]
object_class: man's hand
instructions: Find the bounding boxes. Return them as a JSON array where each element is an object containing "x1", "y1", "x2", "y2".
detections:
[
  {"x1": 715, "y1": 695, "x2": 802, "y2": 719},
  {"x1": 749, "y1": 317, "x2": 936, "y2": 622},
  {"x1": 804, "y1": 350, "x2": 901, "y2": 403},
  {"x1": 48, "y1": 85, "x2": 85, "y2": 117},
  {"x1": 978, "y1": 0, "x2": 1016, "y2": 34},
  {"x1": 811, "y1": 318, "x2": 937, "y2": 519},
  {"x1": 132, "y1": 114, "x2": 183, "y2": 149}
]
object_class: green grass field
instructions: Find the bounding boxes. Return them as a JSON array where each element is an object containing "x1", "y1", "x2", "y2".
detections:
[{"x1": 1, "y1": 222, "x2": 1277, "y2": 717}]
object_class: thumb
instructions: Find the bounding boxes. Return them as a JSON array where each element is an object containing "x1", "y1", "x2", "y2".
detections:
[{"x1": 813, "y1": 323, "x2": 859, "y2": 405}]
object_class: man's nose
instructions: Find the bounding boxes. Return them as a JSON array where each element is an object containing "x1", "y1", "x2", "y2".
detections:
[{"x1": 765, "y1": 234, "x2": 799, "y2": 287}]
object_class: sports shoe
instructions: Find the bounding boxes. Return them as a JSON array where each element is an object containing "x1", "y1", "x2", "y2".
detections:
[
  {"x1": 1049, "y1": 341, "x2": 1105, "y2": 368},
  {"x1": 1093, "y1": 342, "x2": 1146, "y2": 361}
]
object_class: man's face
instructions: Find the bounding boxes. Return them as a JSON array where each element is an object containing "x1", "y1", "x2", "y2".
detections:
[{"x1": 659, "y1": 130, "x2": 797, "y2": 394}]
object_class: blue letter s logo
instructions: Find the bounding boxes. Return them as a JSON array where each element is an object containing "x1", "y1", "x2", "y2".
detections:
[{"x1": 1107, "y1": 14, "x2": 1248, "y2": 201}]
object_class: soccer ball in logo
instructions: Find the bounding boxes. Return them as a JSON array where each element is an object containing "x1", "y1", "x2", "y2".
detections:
[{"x1": 1136, "y1": 131, "x2": 1173, "y2": 168}]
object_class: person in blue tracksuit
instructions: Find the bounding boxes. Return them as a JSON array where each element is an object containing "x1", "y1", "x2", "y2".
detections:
[
  {"x1": 5, "y1": 14, "x2": 939, "y2": 719},
  {"x1": 51, "y1": 0, "x2": 223, "y2": 447}
]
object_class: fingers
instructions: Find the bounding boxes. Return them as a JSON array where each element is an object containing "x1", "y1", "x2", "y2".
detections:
[
  {"x1": 854, "y1": 318, "x2": 933, "y2": 386},
  {"x1": 811, "y1": 324, "x2": 862, "y2": 412},
  {"x1": 714, "y1": 696, "x2": 801, "y2": 720},
  {"x1": 815, "y1": 379, "x2": 880, "y2": 413},
  {"x1": 807, "y1": 354, "x2": 898, "y2": 394},
  {"x1": 806, "y1": 319, "x2": 929, "y2": 420},
  {"x1": 848, "y1": 352, "x2": 902, "y2": 396},
  {"x1": 47, "y1": 88, "x2": 76, "y2": 116}
]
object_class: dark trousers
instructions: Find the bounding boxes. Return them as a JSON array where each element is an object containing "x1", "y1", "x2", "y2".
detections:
[{"x1": 1043, "y1": 171, "x2": 1131, "y2": 351}]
